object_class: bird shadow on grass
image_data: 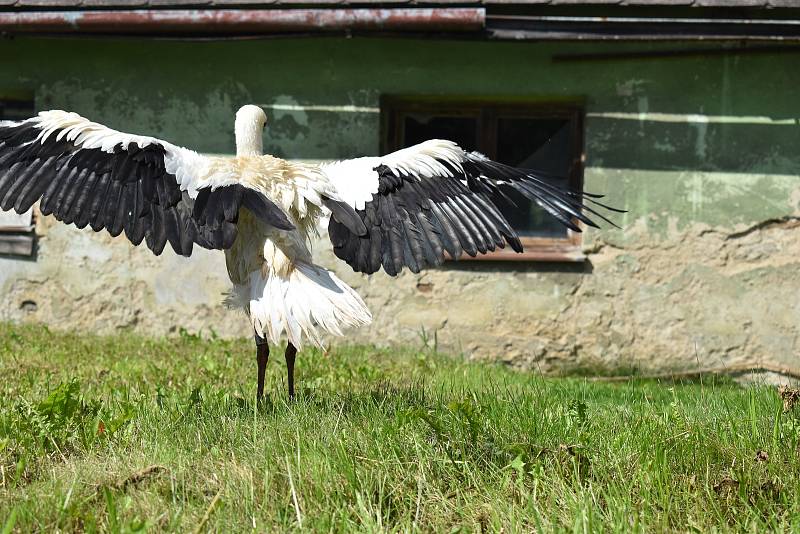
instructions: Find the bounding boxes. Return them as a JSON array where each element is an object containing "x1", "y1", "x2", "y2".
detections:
[{"x1": 222, "y1": 379, "x2": 432, "y2": 419}]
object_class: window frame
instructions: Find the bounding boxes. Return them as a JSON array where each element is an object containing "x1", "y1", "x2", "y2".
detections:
[
  {"x1": 0, "y1": 95, "x2": 36, "y2": 258},
  {"x1": 380, "y1": 96, "x2": 586, "y2": 262}
]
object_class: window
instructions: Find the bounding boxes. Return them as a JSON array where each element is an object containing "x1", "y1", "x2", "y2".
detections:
[
  {"x1": 0, "y1": 98, "x2": 36, "y2": 257},
  {"x1": 381, "y1": 97, "x2": 585, "y2": 262},
  {"x1": 1, "y1": 99, "x2": 34, "y2": 121}
]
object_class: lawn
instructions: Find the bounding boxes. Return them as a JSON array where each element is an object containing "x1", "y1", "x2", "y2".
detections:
[{"x1": 0, "y1": 323, "x2": 799, "y2": 533}]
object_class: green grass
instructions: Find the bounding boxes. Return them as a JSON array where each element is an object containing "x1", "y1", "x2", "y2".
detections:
[{"x1": 1, "y1": 323, "x2": 799, "y2": 533}]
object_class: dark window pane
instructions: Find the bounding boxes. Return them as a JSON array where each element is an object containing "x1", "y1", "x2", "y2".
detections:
[
  {"x1": 496, "y1": 118, "x2": 574, "y2": 238},
  {"x1": 497, "y1": 118, "x2": 571, "y2": 173},
  {"x1": 0, "y1": 100, "x2": 34, "y2": 121},
  {"x1": 388, "y1": 104, "x2": 582, "y2": 243},
  {"x1": 0, "y1": 97, "x2": 37, "y2": 255},
  {"x1": 403, "y1": 114, "x2": 478, "y2": 152}
]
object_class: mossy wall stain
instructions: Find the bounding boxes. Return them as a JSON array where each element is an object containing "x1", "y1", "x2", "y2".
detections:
[{"x1": 1, "y1": 36, "x2": 799, "y2": 372}]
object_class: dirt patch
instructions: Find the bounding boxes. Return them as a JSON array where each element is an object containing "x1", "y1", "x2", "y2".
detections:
[
  {"x1": 778, "y1": 386, "x2": 800, "y2": 413},
  {"x1": 713, "y1": 476, "x2": 740, "y2": 498},
  {"x1": 113, "y1": 465, "x2": 168, "y2": 492}
]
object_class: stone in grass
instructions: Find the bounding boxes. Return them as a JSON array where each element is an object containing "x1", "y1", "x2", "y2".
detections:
[
  {"x1": 777, "y1": 385, "x2": 800, "y2": 413},
  {"x1": 713, "y1": 476, "x2": 740, "y2": 498}
]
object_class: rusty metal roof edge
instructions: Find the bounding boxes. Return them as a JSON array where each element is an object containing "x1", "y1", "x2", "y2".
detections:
[
  {"x1": 0, "y1": 7, "x2": 488, "y2": 33},
  {"x1": 3, "y1": 1, "x2": 800, "y2": 11},
  {"x1": 3, "y1": 2, "x2": 800, "y2": 38}
]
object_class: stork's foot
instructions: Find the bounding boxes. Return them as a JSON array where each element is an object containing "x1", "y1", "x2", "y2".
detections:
[
  {"x1": 255, "y1": 337, "x2": 270, "y2": 402},
  {"x1": 285, "y1": 342, "x2": 297, "y2": 400}
]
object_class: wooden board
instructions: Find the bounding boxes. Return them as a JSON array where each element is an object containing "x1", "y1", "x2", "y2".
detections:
[{"x1": 0, "y1": 210, "x2": 34, "y2": 256}]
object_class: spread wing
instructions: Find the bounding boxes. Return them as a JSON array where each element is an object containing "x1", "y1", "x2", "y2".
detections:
[
  {"x1": 0, "y1": 111, "x2": 293, "y2": 257},
  {"x1": 320, "y1": 140, "x2": 622, "y2": 276}
]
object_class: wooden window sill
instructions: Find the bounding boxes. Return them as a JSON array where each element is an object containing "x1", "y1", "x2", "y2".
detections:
[
  {"x1": 0, "y1": 209, "x2": 35, "y2": 257},
  {"x1": 0, "y1": 232, "x2": 35, "y2": 256},
  {"x1": 463, "y1": 246, "x2": 586, "y2": 263},
  {"x1": 450, "y1": 234, "x2": 586, "y2": 263}
]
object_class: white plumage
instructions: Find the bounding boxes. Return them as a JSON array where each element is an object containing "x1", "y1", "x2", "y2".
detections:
[
  {"x1": 230, "y1": 262, "x2": 370, "y2": 349},
  {"x1": 0, "y1": 104, "x2": 620, "y2": 398}
]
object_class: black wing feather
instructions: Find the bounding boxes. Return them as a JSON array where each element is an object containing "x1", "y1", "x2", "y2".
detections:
[
  {"x1": 240, "y1": 189, "x2": 294, "y2": 231},
  {"x1": 322, "y1": 196, "x2": 367, "y2": 236},
  {"x1": 1, "y1": 159, "x2": 43, "y2": 211},
  {"x1": 40, "y1": 165, "x2": 76, "y2": 216},
  {"x1": 15, "y1": 158, "x2": 57, "y2": 213},
  {"x1": 146, "y1": 208, "x2": 168, "y2": 255},
  {"x1": 0, "y1": 119, "x2": 295, "y2": 257},
  {"x1": 105, "y1": 180, "x2": 126, "y2": 237},
  {"x1": 329, "y1": 147, "x2": 623, "y2": 276},
  {"x1": 69, "y1": 170, "x2": 102, "y2": 229},
  {"x1": 87, "y1": 171, "x2": 112, "y2": 232},
  {"x1": 60, "y1": 167, "x2": 93, "y2": 225}
]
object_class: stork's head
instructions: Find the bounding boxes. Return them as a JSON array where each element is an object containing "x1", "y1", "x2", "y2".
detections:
[{"x1": 235, "y1": 105, "x2": 267, "y2": 157}]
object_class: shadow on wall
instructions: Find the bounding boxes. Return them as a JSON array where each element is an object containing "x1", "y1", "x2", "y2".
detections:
[{"x1": 587, "y1": 117, "x2": 800, "y2": 175}]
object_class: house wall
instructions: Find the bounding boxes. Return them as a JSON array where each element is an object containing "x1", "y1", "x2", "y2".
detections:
[{"x1": 1, "y1": 36, "x2": 799, "y2": 372}]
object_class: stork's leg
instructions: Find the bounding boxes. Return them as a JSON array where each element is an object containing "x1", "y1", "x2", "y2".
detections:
[
  {"x1": 285, "y1": 342, "x2": 297, "y2": 400},
  {"x1": 255, "y1": 336, "x2": 270, "y2": 401}
]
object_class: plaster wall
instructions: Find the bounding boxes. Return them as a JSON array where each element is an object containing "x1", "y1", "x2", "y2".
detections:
[{"x1": 1, "y1": 37, "x2": 799, "y2": 372}]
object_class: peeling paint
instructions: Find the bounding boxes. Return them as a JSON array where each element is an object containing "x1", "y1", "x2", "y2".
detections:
[{"x1": 692, "y1": 118, "x2": 708, "y2": 160}]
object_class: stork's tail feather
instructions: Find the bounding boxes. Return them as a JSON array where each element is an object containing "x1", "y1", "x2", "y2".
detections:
[{"x1": 229, "y1": 262, "x2": 372, "y2": 349}]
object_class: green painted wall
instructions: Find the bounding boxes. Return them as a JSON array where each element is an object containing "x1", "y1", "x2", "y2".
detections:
[
  {"x1": 3, "y1": 37, "x2": 798, "y2": 228},
  {"x1": 1, "y1": 36, "x2": 799, "y2": 373}
]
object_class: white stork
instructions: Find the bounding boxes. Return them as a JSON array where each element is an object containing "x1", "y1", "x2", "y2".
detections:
[{"x1": 0, "y1": 105, "x2": 621, "y2": 399}]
